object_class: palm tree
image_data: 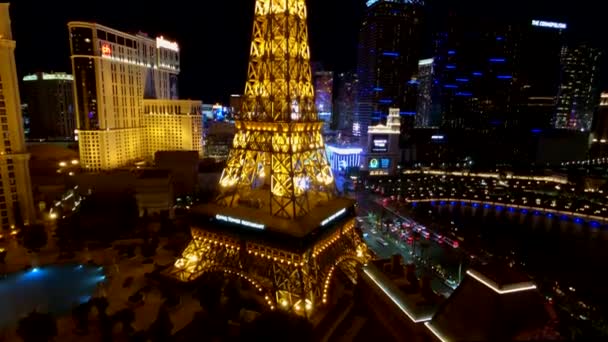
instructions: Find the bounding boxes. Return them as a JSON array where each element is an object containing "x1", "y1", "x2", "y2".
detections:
[
  {"x1": 72, "y1": 302, "x2": 91, "y2": 335},
  {"x1": 17, "y1": 311, "x2": 57, "y2": 342},
  {"x1": 89, "y1": 297, "x2": 109, "y2": 319},
  {"x1": 148, "y1": 306, "x2": 173, "y2": 342},
  {"x1": 113, "y1": 308, "x2": 136, "y2": 335}
]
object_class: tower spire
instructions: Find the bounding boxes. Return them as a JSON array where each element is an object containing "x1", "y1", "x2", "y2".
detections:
[{"x1": 218, "y1": 0, "x2": 335, "y2": 220}]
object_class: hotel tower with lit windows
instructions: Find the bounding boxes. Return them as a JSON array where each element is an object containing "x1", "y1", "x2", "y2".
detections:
[
  {"x1": 0, "y1": 3, "x2": 35, "y2": 230},
  {"x1": 68, "y1": 22, "x2": 202, "y2": 171}
]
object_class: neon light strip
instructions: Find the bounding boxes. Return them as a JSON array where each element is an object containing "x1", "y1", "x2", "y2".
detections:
[
  {"x1": 363, "y1": 267, "x2": 433, "y2": 323},
  {"x1": 321, "y1": 208, "x2": 346, "y2": 226},
  {"x1": 425, "y1": 322, "x2": 450, "y2": 342},
  {"x1": 405, "y1": 198, "x2": 607, "y2": 223},
  {"x1": 326, "y1": 145, "x2": 363, "y2": 155},
  {"x1": 466, "y1": 270, "x2": 536, "y2": 294}
]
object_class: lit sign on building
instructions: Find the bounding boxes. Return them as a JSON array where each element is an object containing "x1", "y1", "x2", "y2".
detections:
[
  {"x1": 101, "y1": 44, "x2": 112, "y2": 56},
  {"x1": 23, "y1": 73, "x2": 74, "y2": 82},
  {"x1": 156, "y1": 36, "x2": 179, "y2": 52},
  {"x1": 369, "y1": 158, "x2": 391, "y2": 169},
  {"x1": 216, "y1": 214, "x2": 264, "y2": 230},
  {"x1": 371, "y1": 134, "x2": 389, "y2": 153},
  {"x1": 531, "y1": 20, "x2": 567, "y2": 30},
  {"x1": 369, "y1": 158, "x2": 379, "y2": 169},
  {"x1": 42, "y1": 73, "x2": 73, "y2": 81},
  {"x1": 431, "y1": 135, "x2": 445, "y2": 140},
  {"x1": 321, "y1": 208, "x2": 347, "y2": 226},
  {"x1": 418, "y1": 58, "x2": 434, "y2": 66}
]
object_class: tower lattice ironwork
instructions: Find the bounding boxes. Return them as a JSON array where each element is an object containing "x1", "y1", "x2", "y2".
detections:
[
  {"x1": 170, "y1": 0, "x2": 370, "y2": 317},
  {"x1": 217, "y1": 0, "x2": 335, "y2": 220}
]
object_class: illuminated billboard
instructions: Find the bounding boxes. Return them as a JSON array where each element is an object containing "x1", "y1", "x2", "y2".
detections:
[
  {"x1": 371, "y1": 134, "x2": 389, "y2": 153},
  {"x1": 369, "y1": 158, "x2": 391, "y2": 169}
]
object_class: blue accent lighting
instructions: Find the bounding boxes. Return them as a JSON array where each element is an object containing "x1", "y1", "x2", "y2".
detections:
[
  {"x1": 448, "y1": 50, "x2": 456, "y2": 55},
  {"x1": 400, "y1": 111, "x2": 416, "y2": 116},
  {"x1": 521, "y1": 209, "x2": 528, "y2": 214},
  {"x1": 484, "y1": 204, "x2": 491, "y2": 209},
  {"x1": 489, "y1": 58, "x2": 506, "y2": 63},
  {"x1": 373, "y1": 87, "x2": 384, "y2": 91},
  {"x1": 456, "y1": 78, "x2": 469, "y2": 82},
  {"x1": 496, "y1": 36, "x2": 504, "y2": 41},
  {"x1": 473, "y1": 203, "x2": 479, "y2": 208},
  {"x1": 497, "y1": 75, "x2": 513, "y2": 79},
  {"x1": 450, "y1": 201, "x2": 456, "y2": 206},
  {"x1": 574, "y1": 218, "x2": 583, "y2": 223},
  {"x1": 444, "y1": 84, "x2": 458, "y2": 89},
  {"x1": 472, "y1": 72, "x2": 483, "y2": 76},
  {"x1": 496, "y1": 206, "x2": 503, "y2": 211},
  {"x1": 379, "y1": 99, "x2": 393, "y2": 104},
  {"x1": 456, "y1": 92, "x2": 473, "y2": 97},
  {"x1": 446, "y1": 65, "x2": 456, "y2": 69},
  {"x1": 590, "y1": 221, "x2": 600, "y2": 228},
  {"x1": 440, "y1": 201, "x2": 446, "y2": 206},
  {"x1": 383, "y1": 52, "x2": 400, "y2": 57},
  {"x1": 531, "y1": 129, "x2": 542, "y2": 133}
]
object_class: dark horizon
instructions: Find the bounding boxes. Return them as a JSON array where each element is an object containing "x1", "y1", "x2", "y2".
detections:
[{"x1": 9, "y1": 0, "x2": 607, "y2": 104}]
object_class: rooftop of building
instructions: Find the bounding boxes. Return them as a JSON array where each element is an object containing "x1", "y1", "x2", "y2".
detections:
[
  {"x1": 427, "y1": 263, "x2": 555, "y2": 342},
  {"x1": 137, "y1": 169, "x2": 171, "y2": 179},
  {"x1": 362, "y1": 256, "x2": 443, "y2": 324}
]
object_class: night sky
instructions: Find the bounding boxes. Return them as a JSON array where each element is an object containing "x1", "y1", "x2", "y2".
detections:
[{"x1": 9, "y1": 0, "x2": 607, "y2": 104}]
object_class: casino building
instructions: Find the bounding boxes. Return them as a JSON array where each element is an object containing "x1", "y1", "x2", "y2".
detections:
[
  {"x1": 362, "y1": 108, "x2": 402, "y2": 176},
  {"x1": 68, "y1": 22, "x2": 202, "y2": 171}
]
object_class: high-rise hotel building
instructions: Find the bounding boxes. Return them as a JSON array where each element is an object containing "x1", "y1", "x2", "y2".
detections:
[
  {"x1": 0, "y1": 3, "x2": 35, "y2": 230},
  {"x1": 68, "y1": 22, "x2": 202, "y2": 171}
]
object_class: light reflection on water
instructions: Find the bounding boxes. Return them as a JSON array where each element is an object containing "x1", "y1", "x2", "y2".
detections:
[
  {"x1": 0, "y1": 264, "x2": 105, "y2": 328},
  {"x1": 423, "y1": 203, "x2": 608, "y2": 302}
]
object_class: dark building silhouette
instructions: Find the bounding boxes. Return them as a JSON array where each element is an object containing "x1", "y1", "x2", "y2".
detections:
[
  {"x1": 21, "y1": 72, "x2": 74, "y2": 140},
  {"x1": 354, "y1": 0, "x2": 423, "y2": 138},
  {"x1": 334, "y1": 72, "x2": 358, "y2": 134},
  {"x1": 432, "y1": 14, "x2": 524, "y2": 130}
]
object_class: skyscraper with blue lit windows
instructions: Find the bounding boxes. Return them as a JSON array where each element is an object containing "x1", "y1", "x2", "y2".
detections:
[
  {"x1": 354, "y1": 0, "x2": 423, "y2": 139},
  {"x1": 432, "y1": 15, "x2": 524, "y2": 130}
]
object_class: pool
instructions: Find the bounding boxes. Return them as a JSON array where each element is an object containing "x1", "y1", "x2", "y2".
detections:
[{"x1": 0, "y1": 264, "x2": 106, "y2": 328}]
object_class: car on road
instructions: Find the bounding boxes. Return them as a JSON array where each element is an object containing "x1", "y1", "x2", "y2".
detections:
[{"x1": 376, "y1": 238, "x2": 389, "y2": 246}]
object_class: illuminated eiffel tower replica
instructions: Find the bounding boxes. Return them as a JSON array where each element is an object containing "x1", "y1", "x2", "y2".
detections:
[{"x1": 170, "y1": 0, "x2": 368, "y2": 315}]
